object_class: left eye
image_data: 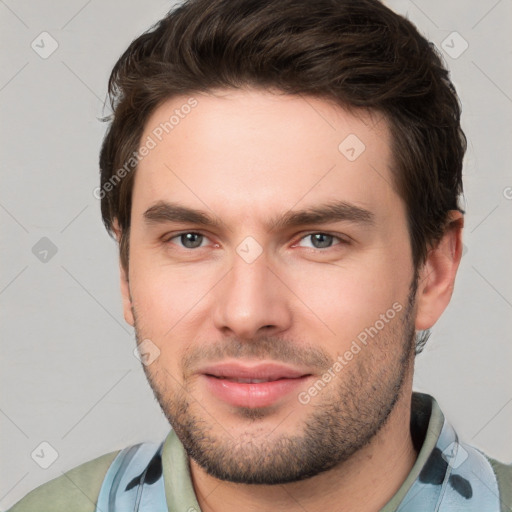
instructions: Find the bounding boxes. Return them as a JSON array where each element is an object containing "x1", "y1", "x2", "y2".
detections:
[
  {"x1": 296, "y1": 233, "x2": 343, "y2": 249},
  {"x1": 168, "y1": 232, "x2": 209, "y2": 249}
]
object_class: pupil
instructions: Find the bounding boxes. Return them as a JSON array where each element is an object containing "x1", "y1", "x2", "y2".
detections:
[
  {"x1": 182, "y1": 233, "x2": 202, "y2": 248},
  {"x1": 312, "y1": 233, "x2": 332, "y2": 248}
]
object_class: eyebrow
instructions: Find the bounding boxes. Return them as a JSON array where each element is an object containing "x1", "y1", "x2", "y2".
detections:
[{"x1": 143, "y1": 200, "x2": 375, "y2": 231}]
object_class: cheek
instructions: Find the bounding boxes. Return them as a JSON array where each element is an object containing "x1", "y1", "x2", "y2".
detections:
[
  {"x1": 285, "y1": 252, "x2": 411, "y2": 351},
  {"x1": 129, "y1": 256, "x2": 214, "y2": 338},
  {"x1": 129, "y1": 266, "x2": 205, "y2": 380}
]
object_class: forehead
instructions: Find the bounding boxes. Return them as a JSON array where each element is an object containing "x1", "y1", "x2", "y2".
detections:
[{"x1": 132, "y1": 88, "x2": 400, "y2": 227}]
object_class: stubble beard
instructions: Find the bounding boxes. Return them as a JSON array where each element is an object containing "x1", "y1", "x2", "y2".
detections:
[{"x1": 133, "y1": 283, "x2": 417, "y2": 485}]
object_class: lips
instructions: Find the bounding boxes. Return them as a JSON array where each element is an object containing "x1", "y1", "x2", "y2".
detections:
[
  {"x1": 200, "y1": 361, "x2": 309, "y2": 380},
  {"x1": 214, "y1": 377, "x2": 278, "y2": 383},
  {"x1": 198, "y1": 361, "x2": 312, "y2": 408}
]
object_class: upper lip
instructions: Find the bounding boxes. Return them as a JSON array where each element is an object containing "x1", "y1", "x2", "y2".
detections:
[{"x1": 199, "y1": 361, "x2": 311, "y2": 380}]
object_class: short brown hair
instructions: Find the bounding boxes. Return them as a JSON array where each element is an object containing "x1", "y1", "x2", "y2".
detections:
[{"x1": 99, "y1": 0, "x2": 466, "y2": 274}]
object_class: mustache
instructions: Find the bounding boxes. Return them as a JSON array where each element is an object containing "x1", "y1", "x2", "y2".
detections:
[{"x1": 180, "y1": 335, "x2": 332, "y2": 377}]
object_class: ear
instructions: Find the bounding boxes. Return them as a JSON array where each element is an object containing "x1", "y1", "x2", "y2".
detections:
[
  {"x1": 112, "y1": 219, "x2": 135, "y2": 327},
  {"x1": 415, "y1": 211, "x2": 464, "y2": 331}
]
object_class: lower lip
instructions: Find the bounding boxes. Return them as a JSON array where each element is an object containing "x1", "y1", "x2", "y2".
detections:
[{"x1": 203, "y1": 375, "x2": 310, "y2": 408}]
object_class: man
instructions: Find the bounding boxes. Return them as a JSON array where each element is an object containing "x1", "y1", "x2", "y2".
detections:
[{"x1": 9, "y1": 0, "x2": 511, "y2": 510}]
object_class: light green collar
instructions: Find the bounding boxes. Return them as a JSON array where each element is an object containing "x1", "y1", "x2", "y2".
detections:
[{"x1": 161, "y1": 393, "x2": 444, "y2": 511}]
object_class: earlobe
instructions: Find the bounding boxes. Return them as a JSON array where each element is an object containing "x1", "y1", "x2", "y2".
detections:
[
  {"x1": 414, "y1": 211, "x2": 464, "y2": 331},
  {"x1": 112, "y1": 218, "x2": 122, "y2": 244},
  {"x1": 120, "y1": 260, "x2": 135, "y2": 326},
  {"x1": 113, "y1": 219, "x2": 135, "y2": 327}
]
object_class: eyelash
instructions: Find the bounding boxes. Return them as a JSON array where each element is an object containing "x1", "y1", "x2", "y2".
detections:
[{"x1": 163, "y1": 231, "x2": 350, "y2": 251}]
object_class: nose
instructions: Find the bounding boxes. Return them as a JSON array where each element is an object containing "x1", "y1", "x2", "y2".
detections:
[{"x1": 212, "y1": 249, "x2": 293, "y2": 340}]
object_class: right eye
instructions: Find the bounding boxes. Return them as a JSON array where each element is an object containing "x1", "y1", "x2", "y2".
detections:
[{"x1": 165, "y1": 232, "x2": 210, "y2": 249}]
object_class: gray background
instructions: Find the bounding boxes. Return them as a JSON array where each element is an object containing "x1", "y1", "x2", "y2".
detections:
[{"x1": 1, "y1": 0, "x2": 511, "y2": 509}]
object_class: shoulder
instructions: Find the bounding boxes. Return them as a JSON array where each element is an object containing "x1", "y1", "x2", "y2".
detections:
[
  {"x1": 487, "y1": 456, "x2": 512, "y2": 510},
  {"x1": 7, "y1": 450, "x2": 120, "y2": 512}
]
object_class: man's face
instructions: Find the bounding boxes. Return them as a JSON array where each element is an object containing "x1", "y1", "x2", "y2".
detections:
[{"x1": 123, "y1": 88, "x2": 418, "y2": 484}]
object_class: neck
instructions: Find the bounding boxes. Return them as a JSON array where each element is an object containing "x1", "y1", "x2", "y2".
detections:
[{"x1": 189, "y1": 380, "x2": 417, "y2": 512}]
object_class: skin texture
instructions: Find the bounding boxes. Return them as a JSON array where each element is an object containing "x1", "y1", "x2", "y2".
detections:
[{"x1": 116, "y1": 88, "x2": 463, "y2": 512}]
